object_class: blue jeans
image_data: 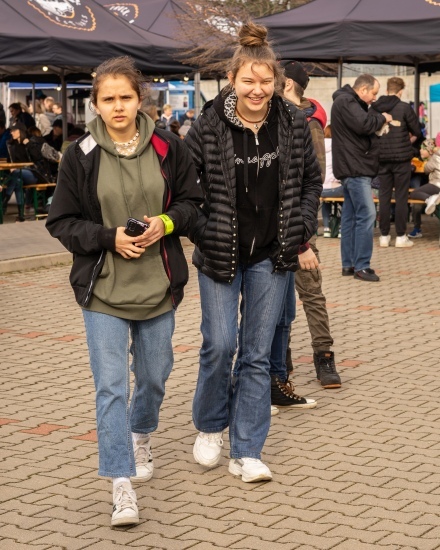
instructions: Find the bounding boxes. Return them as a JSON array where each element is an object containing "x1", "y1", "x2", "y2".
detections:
[
  {"x1": 340, "y1": 177, "x2": 376, "y2": 271},
  {"x1": 5, "y1": 169, "x2": 37, "y2": 205},
  {"x1": 321, "y1": 185, "x2": 344, "y2": 228},
  {"x1": 82, "y1": 309, "x2": 175, "y2": 477},
  {"x1": 193, "y1": 259, "x2": 289, "y2": 459},
  {"x1": 269, "y1": 272, "x2": 296, "y2": 381}
]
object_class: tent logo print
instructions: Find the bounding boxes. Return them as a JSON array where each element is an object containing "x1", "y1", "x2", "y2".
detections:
[
  {"x1": 105, "y1": 3, "x2": 139, "y2": 24},
  {"x1": 28, "y1": 0, "x2": 97, "y2": 31}
]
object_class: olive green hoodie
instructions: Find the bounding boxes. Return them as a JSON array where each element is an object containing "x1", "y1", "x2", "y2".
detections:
[{"x1": 84, "y1": 112, "x2": 172, "y2": 320}]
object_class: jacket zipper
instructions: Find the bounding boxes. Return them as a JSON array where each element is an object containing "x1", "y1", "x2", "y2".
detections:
[{"x1": 83, "y1": 250, "x2": 105, "y2": 306}]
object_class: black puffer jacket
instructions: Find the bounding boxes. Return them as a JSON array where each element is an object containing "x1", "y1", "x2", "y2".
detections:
[
  {"x1": 184, "y1": 93, "x2": 322, "y2": 283},
  {"x1": 371, "y1": 95, "x2": 421, "y2": 163},
  {"x1": 331, "y1": 85, "x2": 386, "y2": 180}
]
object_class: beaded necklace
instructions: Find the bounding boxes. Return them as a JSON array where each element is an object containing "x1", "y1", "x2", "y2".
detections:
[{"x1": 111, "y1": 129, "x2": 140, "y2": 156}]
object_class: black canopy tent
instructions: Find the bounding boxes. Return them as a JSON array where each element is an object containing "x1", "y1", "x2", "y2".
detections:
[
  {"x1": 0, "y1": 0, "x2": 194, "y2": 135},
  {"x1": 0, "y1": 0, "x2": 191, "y2": 77},
  {"x1": 258, "y1": 0, "x2": 440, "y2": 109}
]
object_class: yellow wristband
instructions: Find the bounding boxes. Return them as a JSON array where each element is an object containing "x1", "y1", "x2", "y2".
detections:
[{"x1": 157, "y1": 214, "x2": 174, "y2": 235}]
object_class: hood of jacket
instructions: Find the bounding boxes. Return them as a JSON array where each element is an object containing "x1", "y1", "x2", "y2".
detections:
[
  {"x1": 370, "y1": 94, "x2": 400, "y2": 113},
  {"x1": 86, "y1": 110, "x2": 154, "y2": 158},
  {"x1": 333, "y1": 84, "x2": 370, "y2": 112}
]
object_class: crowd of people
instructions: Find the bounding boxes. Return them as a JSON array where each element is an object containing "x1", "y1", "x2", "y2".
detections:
[
  {"x1": 0, "y1": 95, "x2": 87, "y2": 219},
  {"x1": 41, "y1": 20, "x2": 439, "y2": 529}
]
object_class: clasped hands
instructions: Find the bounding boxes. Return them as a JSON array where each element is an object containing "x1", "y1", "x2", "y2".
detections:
[{"x1": 115, "y1": 216, "x2": 165, "y2": 259}]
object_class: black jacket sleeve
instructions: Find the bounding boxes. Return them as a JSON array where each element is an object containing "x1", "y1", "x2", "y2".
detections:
[
  {"x1": 46, "y1": 146, "x2": 117, "y2": 255},
  {"x1": 164, "y1": 134, "x2": 204, "y2": 236},
  {"x1": 300, "y1": 118, "x2": 323, "y2": 243}
]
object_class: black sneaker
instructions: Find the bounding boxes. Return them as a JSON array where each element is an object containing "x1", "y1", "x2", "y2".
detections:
[
  {"x1": 342, "y1": 267, "x2": 355, "y2": 276},
  {"x1": 314, "y1": 351, "x2": 341, "y2": 389},
  {"x1": 270, "y1": 376, "x2": 316, "y2": 409}
]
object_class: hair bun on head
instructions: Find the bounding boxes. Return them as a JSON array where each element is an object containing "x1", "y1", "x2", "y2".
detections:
[{"x1": 238, "y1": 22, "x2": 269, "y2": 48}]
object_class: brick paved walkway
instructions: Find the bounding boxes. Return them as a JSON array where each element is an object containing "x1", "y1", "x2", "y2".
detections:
[{"x1": 0, "y1": 218, "x2": 439, "y2": 549}]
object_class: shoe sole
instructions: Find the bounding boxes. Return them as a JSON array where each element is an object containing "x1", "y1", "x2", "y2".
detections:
[
  {"x1": 270, "y1": 406, "x2": 279, "y2": 416},
  {"x1": 274, "y1": 401, "x2": 317, "y2": 409},
  {"x1": 228, "y1": 462, "x2": 272, "y2": 483},
  {"x1": 354, "y1": 275, "x2": 380, "y2": 282},
  {"x1": 111, "y1": 515, "x2": 140, "y2": 527},
  {"x1": 379, "y1": 242, "x2": 390, "y2": 247},
  {"x1": 131, "y1": 471, "x2": 153, "y2": 483},
  {"x1": 321, "y1": 383, "x2": 342, "y2": 389},
  {"x1": 395, "y1": 243, "x2": 414, "y2": 248},
  {"x1": 193, "y1": 447, "x2": 221, "y2": 468}
]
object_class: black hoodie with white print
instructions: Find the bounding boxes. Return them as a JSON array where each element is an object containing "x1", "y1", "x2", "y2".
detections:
[{"x1": 213, "y1": 91, "x2": 279, "y2": 264}]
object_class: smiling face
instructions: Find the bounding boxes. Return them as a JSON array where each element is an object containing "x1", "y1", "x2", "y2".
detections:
[
  {"x1": 229, "y1": 61, "x2": 275, "y2": 119},
  {"x1": 93, "y1": 75, "x2": 141, "y2": 141}
]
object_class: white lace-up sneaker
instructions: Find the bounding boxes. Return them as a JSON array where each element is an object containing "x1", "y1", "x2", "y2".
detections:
[
  {"x1": 111, "y1": 482, "x2": 139, "y2": 527},
  {"x1": 193, "y1": 431, "x2": 223, "y2": 467},
  {"x1": 229, "y1": 457, "x2": 273, "y2": 483},
  {"x1": 379, "y1": 235, "x2": 391, "y2": 247},
  {"x1": 395, "y1": 235, "x2": 414, "y2": 248},
  {"x1": 425, "y1": 194, "x2": 440, "y2": 215},
  {"x1": 131, "y1": 434, "x2": 153, "y2": 482}
]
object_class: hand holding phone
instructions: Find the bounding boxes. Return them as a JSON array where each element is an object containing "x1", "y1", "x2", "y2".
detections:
[{"x1": 124, "y1": 217, "x2": 150, "y2": 237}]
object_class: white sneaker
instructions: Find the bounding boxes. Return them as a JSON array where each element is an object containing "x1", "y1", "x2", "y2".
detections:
[
  {"x1": 111, "y1": 482, "x2": 139, "y2": 527},
  {"x1": 425, "y1": 194, "x2": 440, "y2": 215},
  {"x1": 229, "y1": 458, "x2": 272, "y2": 483},
  {"x1": 131, "y1": 434, "x2": 153, "y2": 482},
  {"x1": 270, "y1": 405, "x2": 279, "y2": 416},
  {"x1": 193, "y1": 431, "x2": 223, "y2": 467},
  {"x1": 379, "y1": 235, "x2": 391, "y2": 247},
  {"x1": 323, "y1": 227, "x2": 331, "y2": 238},
  {"x1": 395, "y1": 235, "x2": 414, "y2": 248}
]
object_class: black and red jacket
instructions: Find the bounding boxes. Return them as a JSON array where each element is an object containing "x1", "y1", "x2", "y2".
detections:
[{"x1": 46, "y1": 128, "x2": 203, "y2": 308}]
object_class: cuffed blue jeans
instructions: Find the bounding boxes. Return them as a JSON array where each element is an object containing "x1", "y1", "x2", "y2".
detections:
[
  {"x1": 340, "y1": 176, "x2": 376, "y2": 271},
  {"x1": 82, "y1": 309, "x2": 175, "y2": 478},
  {"x1": 193, "y1": 259, "x2": 289, "y2": 459}
]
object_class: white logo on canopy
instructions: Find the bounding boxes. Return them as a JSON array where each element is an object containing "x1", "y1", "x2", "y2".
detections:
[{"x1": 28, "y1": 0, "x2": 97, "y2": 31}]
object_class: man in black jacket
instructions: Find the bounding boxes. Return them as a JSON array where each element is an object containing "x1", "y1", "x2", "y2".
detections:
[
  {"x1": 331, "y1": 74, "x2": 392, "y2": 282},
  {"x1": 371, "y1": 77, "x2": 422, "y2": 248}
]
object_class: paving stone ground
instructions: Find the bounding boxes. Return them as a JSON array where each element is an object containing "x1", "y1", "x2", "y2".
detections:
[{"x1": 0, "y1": 217, "x2": 440, "y2": 550}]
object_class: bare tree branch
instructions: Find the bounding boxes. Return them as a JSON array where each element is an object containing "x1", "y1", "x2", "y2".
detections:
[{"x1": 173, "y1": 0, "x2": 314, "y2": 77}]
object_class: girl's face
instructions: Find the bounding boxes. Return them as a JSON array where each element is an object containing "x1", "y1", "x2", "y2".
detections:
[
  {"x1": 229, "y1": 61, "x2": 275, "y2": 117},
  {"x1": 94, "y1": 75, "x2": 141, "y2": 138},
  {"x1": 11, "y1": 129, "x2": 20, "y2": 141}
]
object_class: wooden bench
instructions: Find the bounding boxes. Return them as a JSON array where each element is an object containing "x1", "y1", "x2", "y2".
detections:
[
  {"x1": 23, "y1": 183, "x2": 56, "y2": 220},
  {"x1": 320, "y1": 196, "x2": 440, "y2": 239}
]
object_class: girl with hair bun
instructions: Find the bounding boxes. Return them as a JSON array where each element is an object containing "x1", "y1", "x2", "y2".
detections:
[
  {"x1": 185, "y1": 22, "x2": 322, "y2": 482},
  {"x1": 46, "y1": 56, "x2": 202, "y2": 526}
]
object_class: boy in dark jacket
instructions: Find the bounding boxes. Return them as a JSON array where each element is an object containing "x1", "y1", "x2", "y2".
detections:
[
  {"x1": 371, "y1": 77, "x2": 422, "y2": 248},
  {"x1": 331, "y1": 74, "x2": 392, "y2": 282}
]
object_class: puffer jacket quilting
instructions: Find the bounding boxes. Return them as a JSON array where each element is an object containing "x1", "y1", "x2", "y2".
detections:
[{"x1": 185, "y1": 94, "x2": 322, "y2": 283}]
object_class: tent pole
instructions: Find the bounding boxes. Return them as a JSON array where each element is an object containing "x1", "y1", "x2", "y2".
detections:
[
  {"x1": 194, "y1": 71, "x2": 201, "y2": 117},
  {"x1": 32, "y1": 82, "x2": 36, "y2": 120},
  {"x1": 414, "y1": 62, "x2": 420, "y2": 117},
  {"x1": 337, "y1": 57, "x2": 343, "y2": 89},
  {"x1": 60, "y1": 69, "x2": 68, "y2": 141}
]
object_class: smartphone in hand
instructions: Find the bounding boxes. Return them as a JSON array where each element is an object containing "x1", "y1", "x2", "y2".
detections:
[{"x1": 124, "y1": 218, "x2": 150, "y2": 237}]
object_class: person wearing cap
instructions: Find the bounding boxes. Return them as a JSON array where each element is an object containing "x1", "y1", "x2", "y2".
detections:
[
  {"x1": 269, "y1": 61, "x2": 341, "y2": 407},
  {"x1": 44, "y1": 119, "x2": 65, "y2": 152}
]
